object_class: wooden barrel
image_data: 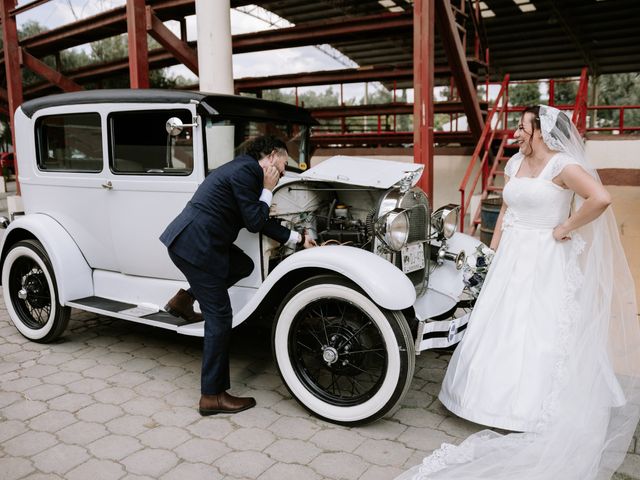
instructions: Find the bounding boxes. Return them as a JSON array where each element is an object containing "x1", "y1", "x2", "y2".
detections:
[{"x1": 479, "y1": 197, "x2": 503, "y2": 246}]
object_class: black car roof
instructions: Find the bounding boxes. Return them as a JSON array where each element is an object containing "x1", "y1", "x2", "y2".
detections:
[{"x1": 20, "y1": 89, "x2": 318, "y2": 125}]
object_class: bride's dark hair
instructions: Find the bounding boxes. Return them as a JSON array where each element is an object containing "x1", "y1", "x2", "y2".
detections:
[
  {"x1": 522, "y1": 105, "x2": 571, "y2": 151},
  {"x1": 521, "y1": 106, "x2": 541, "y2": 153}
]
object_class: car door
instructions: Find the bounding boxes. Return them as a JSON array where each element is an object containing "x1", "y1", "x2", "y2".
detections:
[
  {"x1": 27, "y1": 107, "x2": 120, "y2": 271},
  {"x1": 104, "y1": 105, "x2": 202, "y2": 280}
]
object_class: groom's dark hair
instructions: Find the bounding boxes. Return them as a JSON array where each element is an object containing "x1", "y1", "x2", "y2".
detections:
[{"x1": 244, "y1": 135, "x2": 288, "y2": 161}]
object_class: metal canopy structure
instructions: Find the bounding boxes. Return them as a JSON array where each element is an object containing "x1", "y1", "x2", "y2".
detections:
[
  {"x1": 0, "y1": 0, "x2": 637, "y2": 98},
  {"x1": 243, "y1": 0, "x2": 639, "y2": 80}
]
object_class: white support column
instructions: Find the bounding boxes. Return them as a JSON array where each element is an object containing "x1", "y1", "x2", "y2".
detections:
[{"x1": 196, "y1": 0, "x2": 234, "y2": 94}]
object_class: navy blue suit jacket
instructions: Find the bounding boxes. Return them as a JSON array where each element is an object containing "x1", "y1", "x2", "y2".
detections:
[{"x1": 160, "y1": 154, "x2": 290, "y2": 275}]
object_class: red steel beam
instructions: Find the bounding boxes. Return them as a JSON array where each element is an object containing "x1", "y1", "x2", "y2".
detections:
[
  {"x1": 413, "y1": 0, "x2": 435, "y2": 199},
  {"x1": 22, "y1": 60, "x2": 460, "y2": 99},
  {"x1": 233, "y1": 12, "x2": 412, "y2": 54},
  {"x1": 21, "y1": 49, "x2": 83, "y2": 92},
  {"x1": 236, "y1": 65, "x2": 415, "y2": 91},
  {"x1": 312, "y1": 131, "x2": 475, "y2": 147},
  {"x1": 23, "y1": 59, "x2": 448, "y2": 99},
  {"x1": 12, "y1": 11, "x2": 416, "y2": 92},
  {"x1": 22, "y1": 47, "x2": 179, "y2": 98},
  {"x1": 435, "y1": 0, "x2": 484, "y2": 140},
  {"x1": 310, "y1": 101, "x2": 488, "y2": 119},
  {"x1": 311, "y1": 103, "x2": 414, "y2": 118},
  {"x1": 1, "y1": 0, "x2": 22, "y2": 193},
  {"x1": 127, "y1": 0, "x2": 150, "y2": 88},
  {"x1": 9, "y1": 0, "x2": 51, "y2": 16},
  {"x1": 146, "y1": 6, "x2": 198, "y2": 75},
  {"x1": 12, "y1": 0, "x2": 196, "y2": 58},
  {"x1": 312, "y1": 132, "x2": 414, "y2": 147},
  {"x1": 3, "y1": 8, "x2": 412, "y2": 73}
]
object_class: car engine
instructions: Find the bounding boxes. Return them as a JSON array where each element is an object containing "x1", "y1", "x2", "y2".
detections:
[{"x1": 266, "y1": 180, "x2": 432, "y2": 293}]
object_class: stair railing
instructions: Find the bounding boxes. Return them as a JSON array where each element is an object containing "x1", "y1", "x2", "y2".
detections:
[
  {"x1": 469, "y1": 133, "x2": 509, "y2": 235},
  {"x1": 572, "y1": 67, "x2": 589, "y2": 135},
  {"x1": 458, "y1": 74, "x2": 510, "y2": 232}
]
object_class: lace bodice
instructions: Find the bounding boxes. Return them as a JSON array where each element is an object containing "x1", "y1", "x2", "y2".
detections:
[{"x1": 502, "y1": 153, "x2": 578, "y2": 230}]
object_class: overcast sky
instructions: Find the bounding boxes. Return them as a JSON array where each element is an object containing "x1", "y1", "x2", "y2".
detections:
[{"x1": 14, "y1": 0, "x2": 386, "y2": 101}]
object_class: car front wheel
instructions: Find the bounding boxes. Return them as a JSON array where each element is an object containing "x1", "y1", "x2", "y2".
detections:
[
  {"x1": 273, "y1": 274, "x2": 415, "y2": 425},
  {"x1": 2, "y1": 239, "x2": 70, "y2": 343}
]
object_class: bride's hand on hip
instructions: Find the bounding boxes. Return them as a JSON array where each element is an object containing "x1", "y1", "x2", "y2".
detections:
[{"x1": 553, "y1": 224, "x2": 571, "y2": 242}]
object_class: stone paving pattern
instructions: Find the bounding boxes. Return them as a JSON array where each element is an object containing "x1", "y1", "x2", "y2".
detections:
[{"x1": 1, "y1": 297, "x2": 640, "y2": 480}]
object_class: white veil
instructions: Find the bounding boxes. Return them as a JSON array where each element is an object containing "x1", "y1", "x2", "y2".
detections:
[{"x1": 397, "y1": 105, "x2": 640, "y2": 480}]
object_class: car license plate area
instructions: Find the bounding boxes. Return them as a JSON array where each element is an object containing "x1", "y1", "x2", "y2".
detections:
[{"x1": 401, "y1": 243, "x2": 425, "y2": 274}]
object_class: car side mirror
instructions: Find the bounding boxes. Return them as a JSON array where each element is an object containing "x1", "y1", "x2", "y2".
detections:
[{"x1": 166, "y1": 117, "x2": 198, "y2": 136}]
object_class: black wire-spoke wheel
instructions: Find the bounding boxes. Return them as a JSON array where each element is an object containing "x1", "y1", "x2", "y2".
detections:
[
  {"x1": 2, "y1": 240, "x2": 70, "y2": 343},
  {"x1": 273, "y1": 274, "x2": 415, "y2": 426},
  {"x1": 289, "y1": 299, "x2": 388, "y2": 406}
]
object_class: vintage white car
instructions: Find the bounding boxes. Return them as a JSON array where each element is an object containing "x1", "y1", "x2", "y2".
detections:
[{"x1": 0, "y1": 89, "x2": 483, "y2": 425}]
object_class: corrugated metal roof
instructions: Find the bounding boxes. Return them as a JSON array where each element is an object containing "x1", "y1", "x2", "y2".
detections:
[{"x1": 257, "y1": 0, "x2": 640, "y2": 79}]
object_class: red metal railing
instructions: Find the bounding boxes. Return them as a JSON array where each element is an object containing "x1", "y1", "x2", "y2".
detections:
[
  {"x1": 458, "y1": 74, "x2": 510, "y2": 232},
  {"x1": 584, "y1": 105, "x2": 640, "y2": 134},
  {"x1": 572, "y1": 68, "x2": 589, "y2": 134}
]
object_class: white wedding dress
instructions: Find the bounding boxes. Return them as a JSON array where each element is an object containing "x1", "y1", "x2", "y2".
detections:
[
  {"x1": 396, "y1": 106, "x2": 640, "y2": 480},
  {"x1": 439, "y1": 151, "x2": 624, "y2": 432}
]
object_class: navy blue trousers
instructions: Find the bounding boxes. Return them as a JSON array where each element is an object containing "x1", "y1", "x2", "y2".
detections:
[{"x1": 168, "y1": 246, "x2": 254, "y2": 394}]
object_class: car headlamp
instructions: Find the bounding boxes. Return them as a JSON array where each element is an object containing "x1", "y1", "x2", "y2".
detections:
[
  {"x1": 375, "y1": 208, "x2": 410, "y2": 251},
  {"x1": 431, "y1": 204, "x2": 460, "y2": 239}
]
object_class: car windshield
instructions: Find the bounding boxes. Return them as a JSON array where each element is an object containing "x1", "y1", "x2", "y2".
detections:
[{"x1": 204, "y1": 117, "x2": 309, "y2": 172}]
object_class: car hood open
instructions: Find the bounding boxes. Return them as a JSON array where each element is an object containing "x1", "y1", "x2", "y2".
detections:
[{"x1": 299, "y1": 156, "x2": 424, "y2": 189}]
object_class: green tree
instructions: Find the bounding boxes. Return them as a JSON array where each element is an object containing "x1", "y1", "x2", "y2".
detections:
[
  {"x1": 508, "y1": 81, "x2": 541, "y2": 106},
  {"x1": 262, "y1": 87, "x2": 342, "y2": 108},
  {"x1": 553, "y1": 80, "x2": 578, "y2": 105},
  {"x1": 592, "y1": 73, "x2": 640, "y2": 130},
  {"x1": 90, "y1": 34, "x2": 129, "y2": 63},
  {"x1": 300, "y1": 87, "x2": 341, "y2": 108}
]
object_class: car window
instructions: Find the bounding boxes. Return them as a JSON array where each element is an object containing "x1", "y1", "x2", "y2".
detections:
[
  {"x1": 36, "y1": 113, "x2": 103, "y2": 172},
  {"x1": 109, "y1": 109, "x2": 193, "y2": 175},
  {"x1": 205, "y1": 118, "x2": 308, "y2": 172}
]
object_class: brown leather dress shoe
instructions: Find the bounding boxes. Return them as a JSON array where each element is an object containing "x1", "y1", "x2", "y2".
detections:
[
  {"x1": 199, "y1": 392, "x2": 256, "y2": 416},
  {"x1": 165, "y1": 288, "x2": 203, "y2": 322}
]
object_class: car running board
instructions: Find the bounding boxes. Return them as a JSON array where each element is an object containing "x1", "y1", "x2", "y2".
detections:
[{"x1": 66, "y1": 296, "x2": 195, "y2": 331}]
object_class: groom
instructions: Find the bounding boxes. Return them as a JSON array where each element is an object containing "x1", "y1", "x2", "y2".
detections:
[{"x1": 160, "y1": 135, "x2": 316, "y2": 415}]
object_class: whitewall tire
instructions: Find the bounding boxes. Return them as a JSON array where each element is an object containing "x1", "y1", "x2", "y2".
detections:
[
  {"x1": 2, "y1": 240, "x2": 70, "y2": 343},
  {"x1": 273, "y1": 275, "x2": 415, "y2": 425}
]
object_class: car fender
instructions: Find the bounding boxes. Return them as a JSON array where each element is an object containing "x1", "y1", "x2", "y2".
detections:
[
  {"x1": 414, "y1": 232, "x2": 484, "y2": 320},
  {"x1": 0, "y1": 214, "x2": 93, "y2": 304},
  {"x1": 234, "y1": 245, "x2": 416, "y2": 326}
]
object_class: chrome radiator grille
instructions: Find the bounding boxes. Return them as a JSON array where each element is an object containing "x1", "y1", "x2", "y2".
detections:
[
  {"x1": 393, "y1": 188, "x2": 430, "y2": 292},
  {"x1": 399, "y1": 188, "x2": 430, "y2": 241}
]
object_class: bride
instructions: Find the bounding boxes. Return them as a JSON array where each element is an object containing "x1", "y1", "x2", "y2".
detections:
[{"x1": 397, "y1": 105, "x2": 640, "y2": 479}]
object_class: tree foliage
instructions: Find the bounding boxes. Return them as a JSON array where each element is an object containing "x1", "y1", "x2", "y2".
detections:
[
  {"x1": 262, "y1": 84, "x2": 414, "y2": 132},
  {"x1": 553, "y1": 80, "x2": 578, "y2": 105},
  {"x1": 508, "y1": 81, "x2": 541, "y2": 107},
  {"x1": 591, "y1": 73, "x2": 640, "y2": 129}
]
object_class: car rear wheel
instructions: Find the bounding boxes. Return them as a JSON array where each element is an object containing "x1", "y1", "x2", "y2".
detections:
[
  {"x1": 273, "y1": 274, "x2": 415, "y2": 425},
  {"x1": 2, "y1": 239, "x2": 70, "y2": 343}
]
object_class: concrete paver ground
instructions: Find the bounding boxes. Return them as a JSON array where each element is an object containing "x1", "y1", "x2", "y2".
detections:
[
  {"x1": 1, "y1": 303, "x2": 639, "y2": 480},
  {"x1": 0, "y1": 184, "x2": 639, "y2": 479}
]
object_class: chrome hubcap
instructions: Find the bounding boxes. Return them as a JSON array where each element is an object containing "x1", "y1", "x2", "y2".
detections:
[{"x1": 322, "y1": 346, "x2": 339, "y2": 365}]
